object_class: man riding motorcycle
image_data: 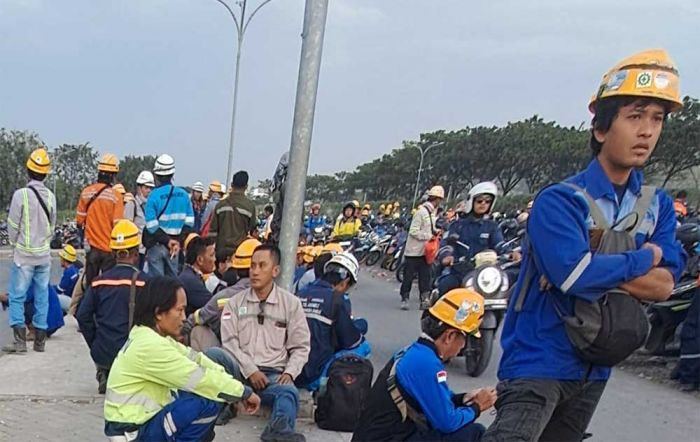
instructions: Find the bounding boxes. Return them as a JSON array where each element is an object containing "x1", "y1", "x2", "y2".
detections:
[
  {"x1": 332, "y1": 201, "x2": 362, "y2": 239},
  {"x1": 437, "y1": 182, "x2": 505, "y2": 296},
  {"x1": 304, "y1": 203, "x2": 327, "y2": 243}
]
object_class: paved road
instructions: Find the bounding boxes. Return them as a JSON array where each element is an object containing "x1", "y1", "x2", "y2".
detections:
[{"x1": 1, "y1": 258, "x2": 698, "y2": 441}]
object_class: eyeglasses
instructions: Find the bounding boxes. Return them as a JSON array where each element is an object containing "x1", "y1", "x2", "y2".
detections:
[
  {"x1": 474, "y1": 198, "x2": 493, "y2": 205},
  {"x1": 257, "y1": 300, "x2": 266, "y2": 325}
]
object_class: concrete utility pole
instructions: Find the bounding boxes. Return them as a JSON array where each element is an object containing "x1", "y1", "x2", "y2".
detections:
[
  {"x1": 277, "y1": 0, "x2": 329, "y2": 291},
  {"x1": 212, "y1": 0, "x2": 275, "y2": 186},
  {"x1": 411, "y1": 142, "x2": 444, "y2": 208}
]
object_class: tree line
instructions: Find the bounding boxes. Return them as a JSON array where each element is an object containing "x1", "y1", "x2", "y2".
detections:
[{"x1": 306, "y1": 96, "x2": 700, "y2": 205}]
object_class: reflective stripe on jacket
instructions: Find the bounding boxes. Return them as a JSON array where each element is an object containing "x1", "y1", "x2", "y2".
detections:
[{"x1": 7, "y1": 181, "x2": 56, "y2": 265}]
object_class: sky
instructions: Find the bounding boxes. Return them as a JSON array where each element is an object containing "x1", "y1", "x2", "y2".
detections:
[{"x1": 1, "y1": 0, "x2": 699, "y2": 187}]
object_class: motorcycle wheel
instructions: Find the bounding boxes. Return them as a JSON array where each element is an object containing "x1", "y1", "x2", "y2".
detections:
[
  {"x1": 465, "y1": 329, "x2": 494, "y2": 377},
  {"x1": 396, "y1": 262, "x2": 405, "y2": 283},
  {"x1": 365, "y1": 251, "x2": 381, "y2": 266},
  {"x1": 389, "y1": 258, "x2": 400, "y2": 272}
]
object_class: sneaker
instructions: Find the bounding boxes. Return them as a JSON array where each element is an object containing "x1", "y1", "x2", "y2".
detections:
[
  {"x1": 261, "y1": 417, "x2": 306, "y2": 442},
  {"x1": 419, "y1": 299, "x2": 429, "y2": 310},
  {"x1": 400, "y1": 301, "x2": 409, "y2": 311}
]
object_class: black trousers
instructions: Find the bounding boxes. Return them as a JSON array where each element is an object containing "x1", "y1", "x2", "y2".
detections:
[
  {"x1": 482, "y1": 378, "x2": 606, "y2": 442},
  {"x1": 84, "y1": 248, "x2": 115, "y2": 287},
  {"x1": 400, "y1": 256, "x2": 431, "y2": 301}
]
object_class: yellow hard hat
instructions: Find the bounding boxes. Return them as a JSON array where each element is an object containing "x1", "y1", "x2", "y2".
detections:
[
  {"x1": 232, "y1": 238, "x2": 262, "y2": 269},
  {"x1": 379, "y1": 204, "x2": 386, "y2": 211},
  {"x1": 428, "y1": 288, "x2": 485, "y2": 337},
  {"x1": 110, "y1": 219, "x2": 141, "y2": 250},
  {"x1": 97, "y1": 153, "x2": 120, "y2": 173},
  {"x1": 321, "y1": 243, "x2": 344, "y2": 254},
  {"x1": 183, "y1": 232, "x2": 200, "y2": 251},
  {"x1": 589, "y1": 49, "x2": 682, "y2": 113},
  {"x1": 59, "y1": 244, "x2": 77, "y2": 263},
  {"x1": 363, "y1": 204, "x2": 371, "y2": 210},
  {"x1": 394, "y1": 201, "x2": 400, "y2": 207},
  {"x1": 26, "y1": 148, "x2": 51, "y2": 175},
  {"x1": 209, "y1": 181, "x2": 224, "y2": 194},
  {"x1": 301, "y1": 247, "x2": 316, "y2": 264},
  {"x1": 312, "y1": 245, "x2": 324, "y2": 257},
  {"x1": 352, "y1": 200, "x2": 360, "y2": 209},
  {"x1": 113, "y1": 183, "x2": 126, "y2": 195}
]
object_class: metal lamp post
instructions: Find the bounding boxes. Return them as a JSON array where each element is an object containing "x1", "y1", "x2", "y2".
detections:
[
  {"x1": 212, "y1": 0, "x2": 275, "y2": 186},
  {"x1": 411, "y1": 141, "x2": 444, "y2": 208}
]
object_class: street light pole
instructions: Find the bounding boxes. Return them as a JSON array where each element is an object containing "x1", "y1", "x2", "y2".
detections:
[
  {"x1": 411, "y1": 142, "x2": 444, "y2": 208},
  {"x1": 212, "y1": 0, "x2": 274, "y2": 186}
]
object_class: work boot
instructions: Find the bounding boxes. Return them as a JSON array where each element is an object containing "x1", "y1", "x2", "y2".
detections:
[
  {"x1": 33, "y1": 329, "x2": 47, "y2": 352},
  {"x1": 260, "y1": 417, "x2": 306, "y2": 442},
  {"x1": 400, "y1": 300, "x2": 409, "y2": 311},
  {"x1": 215, "y1": 404, "x2": 237, "y2": 426},
  {"x1": 96, "y1": 368, "x2": 109, "y2": 394},
  {"x1": 2, "y1": 327, "x2": 28, "y2": 354},
  {"x1": 419, "y1": 292, "x2": 430, "y2": 311}
]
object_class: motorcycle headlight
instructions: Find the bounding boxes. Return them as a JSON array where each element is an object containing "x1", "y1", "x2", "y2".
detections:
[
  {"x1": 314, "y1": 227, "x2": 323, "y2": 233},
  {"x1": 476, "y1": 266, "x2": 502, "y2": 297}
]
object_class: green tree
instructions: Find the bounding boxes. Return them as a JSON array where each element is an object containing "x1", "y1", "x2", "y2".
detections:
[
  {"x1": 0, "y1": 129, "x2": 44, "y2": 212},
  {"x1": 53, "y1": 143, "x2": 98, "y2": 210},
  {"x1": 117, "y1": 155, "x2": 157, "y2": 193}
]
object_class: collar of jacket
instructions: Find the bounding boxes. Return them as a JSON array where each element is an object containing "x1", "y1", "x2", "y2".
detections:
[
  {"x1": 27, "y1": 179, "x2": 47, "y2": 188},
  {"x1": 185, "y1": 264, "x2": 205, "y2": 281},
  {"x1": 310, "y1": 279, "x2": 333, "y2": 290},
  {"x1": 580, "y1": 157, "x2": 644, "y2": 201},
  {"x1": 245, "y1": 283, "x2": 280, "y2": 304},
  {"x1": 416, "y1": 334, "x2": 440, "y2": 357},
  {"x1": 114, "y1": 263, "x2": 140, "y2": 272},
  {"x1": 422, "y1": 201, "x2": 435, "y2": 213}
]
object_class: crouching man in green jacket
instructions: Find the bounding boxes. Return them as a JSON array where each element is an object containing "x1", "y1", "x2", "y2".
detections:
[{"x1": 104, "y1": 276, "x2": 260, "y2": 441}]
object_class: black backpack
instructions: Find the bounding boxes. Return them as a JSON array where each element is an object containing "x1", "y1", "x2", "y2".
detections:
[
  {"x1": 516, "y1": 183, "x2": 654, "y2": 367},
  {"x1": 314, "y1": 355, "x2": 373, "y2": 432}
]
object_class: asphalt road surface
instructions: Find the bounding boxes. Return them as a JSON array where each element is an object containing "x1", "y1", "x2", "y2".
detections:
[{"x1": 0, "y1": 256, "x2": 698, "y2": 441}]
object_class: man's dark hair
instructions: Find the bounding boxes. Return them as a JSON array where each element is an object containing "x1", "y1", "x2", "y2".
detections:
[
  {"x1": 185, "y1": 236, "x2": 215, "y2": 265},
  {"x1": 231, "y1": 171, "x2": 249, "y2": 189},
  {"x1": 97, "y1": 171, "x2": 116, "y2": 185},
  {"x1": 313, "y1": 253, "x2": 334, "y2": 279},
  {"x1": 264, "y1": 205, "x2": 274, "y2": 215},
  {"x1": 216, "y1": 250, "x2": 233, "y2": 266},
  {"x1": 590, "y1": 96, "x2": 672, "y2": 155},
  {"x1": 420, "y1": 314, "x2": 451, "y2": 340},
  {"x1": 676, "y1": 190, "x2": 688, "y2": 199},
  {"x1": 155, "y1": 174, "x2": 173, "y2": 185},
  {"x1": 427, "y1": 196, "x2": 441, "y2": 204},
  {"x1": 133, "y1": 276, "x2": 183, "y2": 328},
  {"x1": 236, "y1": 268, "x2": 250, "y2": 279},
  {"x1": 253, "y1": 243, "x2": 281, "y2": 265},
  {"x1": 27, "y1": 168, "x2": 47, "y2": 182}
]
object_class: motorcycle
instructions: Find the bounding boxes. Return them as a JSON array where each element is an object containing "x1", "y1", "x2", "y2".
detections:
[
  {"x1": 311, "y1": 224, "x2": 332, "y2": 245},
  {"x1": 645, "y1": 223, "x2": 700, "y2": 355},
  {"x1": 0, "y1": 221, "x2": 9, "y2": 246},
  {"x1": 365, "y1": 233, "x2": 393, "y2": 267}
]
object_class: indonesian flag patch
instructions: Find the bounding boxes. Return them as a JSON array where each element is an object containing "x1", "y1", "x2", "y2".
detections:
[
  {"x1": 436, "y1": 370, "x2": 447, "y2": 383},
  {"x1": 222, "y1": 311, "x2": 232, "y2": 320}
]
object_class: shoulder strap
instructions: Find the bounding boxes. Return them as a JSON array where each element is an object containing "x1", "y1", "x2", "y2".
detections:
[
  {"x1": 387, "y1": 348, "x2": 429, "y2": 431},
  {"x1": 128, "y1": 270, "x2": 141, "y2": 329},
  {"x1": 26, "y1": 186, "x2": 51, "y2": 222},
  {"x1": 629, "y1": 185, "x2": 656, "y2": 235},
  {"x1": 156, "y1": 185, "x2": 175, "y2": 220},
  {"x1": 86, "y1": 184, "x2": 110, "y2": 215},
  {"x1": 514, "y1": 242, "x2": 535, "y2": 312},
  {"x1": 560, "y1": 182, "x2": 609, "y2": 230}
]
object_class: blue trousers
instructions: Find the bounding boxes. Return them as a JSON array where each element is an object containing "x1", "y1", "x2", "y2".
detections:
[
  {"x1": 205, "y1": 347, "x2": 299, "y2": 435},
  {"x1": 8, "y1": 263, "x2": 50, "y2": 330},
  {"x1": 146, "y1": 244, "x2": 178, "y2": 277},
  {"x1": 135, "y1": 391, "x2": 223, "y2": 442}
]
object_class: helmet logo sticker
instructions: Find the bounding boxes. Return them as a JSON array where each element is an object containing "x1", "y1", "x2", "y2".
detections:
[
  {"x1": 116, "y1": 234, "x2": 124, "y2": 243},
  {"x1": 455, "y1": 301, "x2": 471, "y2": 324},
  {"x1": 636, "y1": 72, "x2": 652, "y2": 88},
  {"x1": 654, "y1": 72, "x2": 670, "y2": 89},
  {"x1": 606, "y1": 71, "x2": 627, "y2": 91}
]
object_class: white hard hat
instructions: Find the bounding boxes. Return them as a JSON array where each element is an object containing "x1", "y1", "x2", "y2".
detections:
[
  {"x1": 136, "y1": 171, "x2": 155, "y2": 187},
  {"x1": 465, "y1": 181, "x2": 498, "y2": 214},
  {"x1": 192, "y1": 181, "x2": 205, "y2": 193},
  {"x1": 427, "y1": 185, "x2": 445, "y2": 199},
  {"x1": 153, "y1": 154, "x2": 176, "y2": 176},
  {"x1": 324, "y1": 252, "x2": 359, "y2": 283}
]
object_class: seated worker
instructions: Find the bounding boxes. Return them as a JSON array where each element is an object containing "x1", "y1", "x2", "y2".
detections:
[
  {"x1": 296, "y1": 252, "x2": 371, "y2": 391},
  {"x1": 178, "y1": 235, "x2": 216, "y2": 316},
  {"x1": 437, "y1": 182, "x2": 504, "y2": 296},
  {"x1": 104, "y1": 276, "x2": 261, "y2": 442},
  {"x1": 294, "y1": 246, "x2": 314, "y2": 284},
  {"x1": 207, "y1": 244, "x2": 311, "y2": 442},
  {"x1": 352, "y1": 288, "x2": 496, "y2": 442},
  {"x1": 76, "y1": 220, "x2": 149, "y2": 394},
  {"x1": 182, "y1": 238, "x2": 260, "y2": 352},
  {"x1": 1, "y1": 283, "x2": 65, "y2": 338},
  {"x1": 295, "y1": 247, "x2": 332, "y2": 294},
  {"x1": 332, "y1": 201, "x2": 362, "y2": 239},
  {"x1": 205, "y1": 250, "x2": 239, "y2": 294},
  {"x1": 55, "y1": 244, "x2": 82, "y2": 313}
]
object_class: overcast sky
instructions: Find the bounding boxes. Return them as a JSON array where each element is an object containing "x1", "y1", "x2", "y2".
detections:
[{"x1": 1, "y1": 0, "x2": 698, "y2": 187}]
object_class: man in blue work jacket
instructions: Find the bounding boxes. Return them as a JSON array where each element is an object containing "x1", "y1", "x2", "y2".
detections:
[
  {"x1": 483, "y1": 49, "x2": 687, "y2": 442},
  {"x1": 352, "y1": 288, "x2": 495, "y2": 441},
  {"x1": 296, "y1": 252, "x2": 370, "y2": 391},
  {"x1": 438, "y1": 181, "x2": 504, "y2": 296},
  {"x1": 77, "y1": 220, "x2": 150, "y2": 394}
]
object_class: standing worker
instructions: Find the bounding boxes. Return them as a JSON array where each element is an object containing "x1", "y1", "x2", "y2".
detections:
[
  {"x1": 76, "y1": 153, "x2": 124, "y2": 286},
  {"x1": 400, "y1": 186, "x2": 444, "y2": 311},
  {"x1": 123, "y1": 171, "x2": 155, "y2": 269},
  {"x1": 2, "y1": 148, "x2": 56, "y2": 354},
  {"x1": 208, "y1": 170, "x2": 257, "y2": 259},
  {"x1": 143, "y1": 154, "x2": 195, "y2": 277}
]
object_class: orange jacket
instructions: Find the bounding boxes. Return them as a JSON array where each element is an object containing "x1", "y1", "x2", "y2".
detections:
[{"x1": 76, "y1": 183, "x2": 124, "y2": 252}]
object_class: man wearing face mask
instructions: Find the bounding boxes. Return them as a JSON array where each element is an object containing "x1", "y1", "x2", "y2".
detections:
[{"x1": 437, "y1": 182, "x2": 504, "y2": 296}]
